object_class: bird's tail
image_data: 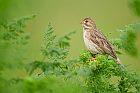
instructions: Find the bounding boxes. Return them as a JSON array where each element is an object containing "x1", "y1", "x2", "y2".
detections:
[
  {"x1": 116, "y1": 58, "x2": 124, "y2": 67},
  {"x1": 117, "y1": 58, "x2": 121, "y2": 64}
]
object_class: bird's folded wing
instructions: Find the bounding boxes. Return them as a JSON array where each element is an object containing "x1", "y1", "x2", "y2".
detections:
[{"x1": 90, "y1": 30, "x2": 117, "y2": 59}]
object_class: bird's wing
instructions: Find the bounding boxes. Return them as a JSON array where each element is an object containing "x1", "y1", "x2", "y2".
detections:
[{"x1": 90, "y1": 29, "x2": 117, "y2": 59}]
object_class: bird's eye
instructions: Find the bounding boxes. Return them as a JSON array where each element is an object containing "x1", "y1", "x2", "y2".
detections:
[{"x1": 85, "y1": 20, "x2": 88, "y2": 23}]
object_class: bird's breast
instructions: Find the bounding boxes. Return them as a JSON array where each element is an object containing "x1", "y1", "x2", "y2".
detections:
[{"x1": 83, "y1": 30, "x2": 100, "y2": 54}]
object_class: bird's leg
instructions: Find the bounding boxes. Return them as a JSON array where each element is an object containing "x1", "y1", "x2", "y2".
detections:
[
  {"x1": 90, "y1": 53, "x2": 97, "y2": 61},
  {"x1": 88, "y1": 53, "x2": 97, "y2": 65},
  {"x1": 91, "y1": 54, "x2": 96, "y2": 61}
]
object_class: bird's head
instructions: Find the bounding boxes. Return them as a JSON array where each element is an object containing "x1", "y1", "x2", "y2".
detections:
[{"x1": 81, "y1": 17, "x2": 96, "y2": 29}]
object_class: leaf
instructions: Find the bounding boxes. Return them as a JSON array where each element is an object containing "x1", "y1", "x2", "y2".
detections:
[{"x1": 111, "y1": 24, "x2": 138, "y2": 56}]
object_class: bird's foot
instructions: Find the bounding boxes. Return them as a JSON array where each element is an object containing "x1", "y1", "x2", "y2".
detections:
[
  {"x1": 91, "y1": 57, "x2": 96, "y2": 61},
  {"x1": 92, "y1": 54, "x2": 96, "y2": 61},
  {"x1": 88, "y1": 56, "x2": 96, "y2": 65}
]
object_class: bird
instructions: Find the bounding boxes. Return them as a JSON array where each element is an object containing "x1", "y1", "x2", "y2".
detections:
[{"x1": 81, "y1": 17, "x2": 121, "y2": 64}]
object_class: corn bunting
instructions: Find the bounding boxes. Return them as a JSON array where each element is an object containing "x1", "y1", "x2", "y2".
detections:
[{"x1": 81, "y1": 17, "x2": 121, "y2": 64}]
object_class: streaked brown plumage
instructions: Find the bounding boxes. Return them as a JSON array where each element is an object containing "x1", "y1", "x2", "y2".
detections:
[{"x1": 81, "y1": 17, "x2": 121, "y2": 64}]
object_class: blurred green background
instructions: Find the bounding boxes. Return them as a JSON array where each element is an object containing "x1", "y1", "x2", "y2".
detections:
[{"x1": 0, "y1": 0, "x2": 140, "y2": 71}]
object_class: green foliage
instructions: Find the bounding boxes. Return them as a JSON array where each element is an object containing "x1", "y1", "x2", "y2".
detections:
[
  {"x1": 111, "y1": 24, "x2": 139, "y2": 56},
  {"x1": 0, "y1": 15, "x2": 35, "y2": 93},
  {"x1": 9, "y1": 76, "x2": 83, "y2": 93},
  {"x1": 80, "y1": 52, "x2": 140, "y2": 93},
  {"x1": 27, "y1": 23, "x2": 76, "y2": 76},
  {"x1": 40, "y1": 23, "x2": 75, "y2": 60},
  {"x1": 0, "y1": 15, "x2": 36, "y2": 70},
  {"x1": 0, "y1": 15, "x2": 35, "y2": 44}
]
